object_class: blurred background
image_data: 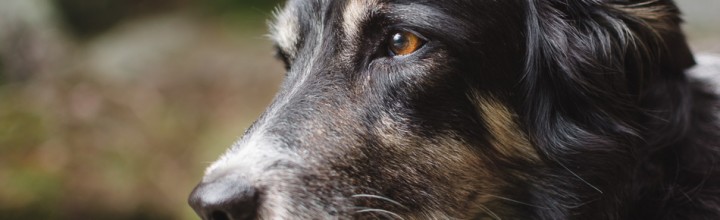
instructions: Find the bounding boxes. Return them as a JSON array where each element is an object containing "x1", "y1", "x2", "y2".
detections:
[{"x1": 0, "y1": 0, "x2": 717, "y2": 219}]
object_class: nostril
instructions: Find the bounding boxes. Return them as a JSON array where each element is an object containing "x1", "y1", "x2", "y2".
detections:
[
  {"x1": 189, "y1": 177, "x2": 260, "y2": 220},
  {"x1": 211, "y1": 211, "x2": 230, "y2": 220}
]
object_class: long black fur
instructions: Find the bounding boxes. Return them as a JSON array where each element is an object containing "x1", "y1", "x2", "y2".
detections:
[{"x1": 521, "y1": 0, "x2": 720, "y2": 219}]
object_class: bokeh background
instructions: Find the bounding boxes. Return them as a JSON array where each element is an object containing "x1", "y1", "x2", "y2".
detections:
[{"x1": 0, "y1": 0, "x2": 717, "y2": 219}]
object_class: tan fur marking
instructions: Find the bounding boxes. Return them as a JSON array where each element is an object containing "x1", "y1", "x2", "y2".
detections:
[
  {"x1": 343, "y1": 0, "x2": 380, "y2": 43},
  {"x1": 375, "y1": 112, "x2": 503, "y2": 219},
  {"x1": 471, "y1": 92, "x2": 540, "y2": 162}
]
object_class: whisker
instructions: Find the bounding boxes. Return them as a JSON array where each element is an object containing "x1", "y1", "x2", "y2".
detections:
[
  {"x1": 486, "y1": 194, "x2": 550, "y2": 209},
  {"x1": 556, "y1": 161, "x2": 604, "y2": 194},
  {"x1": 560, "y1": 198, "x2": 600, "y2": 209},
  {"x1": 351, "y1": 194, "x2": 408, "y2": 210},
  {"x1": 478, "y1": 204, "x2": 502, "y2": 220}
]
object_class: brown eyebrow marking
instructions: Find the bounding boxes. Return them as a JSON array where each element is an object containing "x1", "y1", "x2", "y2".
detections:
[{"x1": 342, "y1": 0, "x2": 382, "y2": 43}]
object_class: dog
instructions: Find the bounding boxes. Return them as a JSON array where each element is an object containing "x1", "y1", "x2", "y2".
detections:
[{"x1": 189, "y1": 0, "x2": 720, "y2": 219}]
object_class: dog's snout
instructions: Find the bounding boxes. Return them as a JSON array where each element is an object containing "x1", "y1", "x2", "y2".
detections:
[{"x1": 189, "y1": 177, "x2": 259, "y2": 220}]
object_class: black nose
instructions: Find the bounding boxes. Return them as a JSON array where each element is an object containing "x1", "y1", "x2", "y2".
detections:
[{"x1": 189, "y1": 177, "x2": 259, "y2": 220}]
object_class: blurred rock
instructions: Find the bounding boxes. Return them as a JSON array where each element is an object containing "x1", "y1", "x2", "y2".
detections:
[
  {"x1": 53, "y1": 0, "x2": 186, "y2": 38},
  {"x1": 81, "y1": 14, "x2": 199, "y2": 80},
  {"x1": 0, "y1": 0, "x2": 68, "y2": 82}
]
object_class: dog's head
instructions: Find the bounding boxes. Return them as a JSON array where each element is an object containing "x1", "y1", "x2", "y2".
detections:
[{"x1": 190, "y1": 0, "x2": 695, "y2": 219}]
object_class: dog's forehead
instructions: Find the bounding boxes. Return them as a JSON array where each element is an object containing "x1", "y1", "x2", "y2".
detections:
[
  {"x1": 269, "y1": 0, "x2": 385, "y2": 54},
  {"x1": 272, "y1": 0, "x2": 385, "y2": 26}
]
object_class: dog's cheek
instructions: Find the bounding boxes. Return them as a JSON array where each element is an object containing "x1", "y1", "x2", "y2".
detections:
[
  {"x1": 358, "y1": 112, "x2": 505, "y2": 217},
  {"x1": 357, "y1": 92, "x2": 542, "y2": 217}
]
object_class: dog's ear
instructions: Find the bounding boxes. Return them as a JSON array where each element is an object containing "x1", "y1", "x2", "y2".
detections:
[
  {"x1": 522, "y1": 0, "x2": 694, "y2": 141},
  {"x1": 519, "y1": 0, "x2": 696, "y2": 206},
  {"x1": 610, "y1": 0, "x2": 695, "y2": 74},
  {"x1": 524, "y1": 0, "x2": 694, "y2": 100}
]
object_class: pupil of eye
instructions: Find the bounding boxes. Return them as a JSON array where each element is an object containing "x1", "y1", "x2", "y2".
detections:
[{"x1": 392, "y1": 33, "x2": 408, "y2": 49}]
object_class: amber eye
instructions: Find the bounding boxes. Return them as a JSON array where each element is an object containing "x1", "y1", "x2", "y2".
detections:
[{"x1": 388, "y1": 31, "x2": 425, "y2": 56}]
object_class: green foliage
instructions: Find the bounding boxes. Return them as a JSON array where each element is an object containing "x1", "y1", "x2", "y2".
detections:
[
  {"x1": 200, "y1": 0, "x2": 284, "y2": 28},
  {"x1": 204, "y1": 0, "x2": 283, "y2": 13},
  {"x1": 0, "y1": 106, "x2": 47, "y2": 151},
  {"x1": 0, "y1": 60, "x2": 5, "y2": 85}
]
